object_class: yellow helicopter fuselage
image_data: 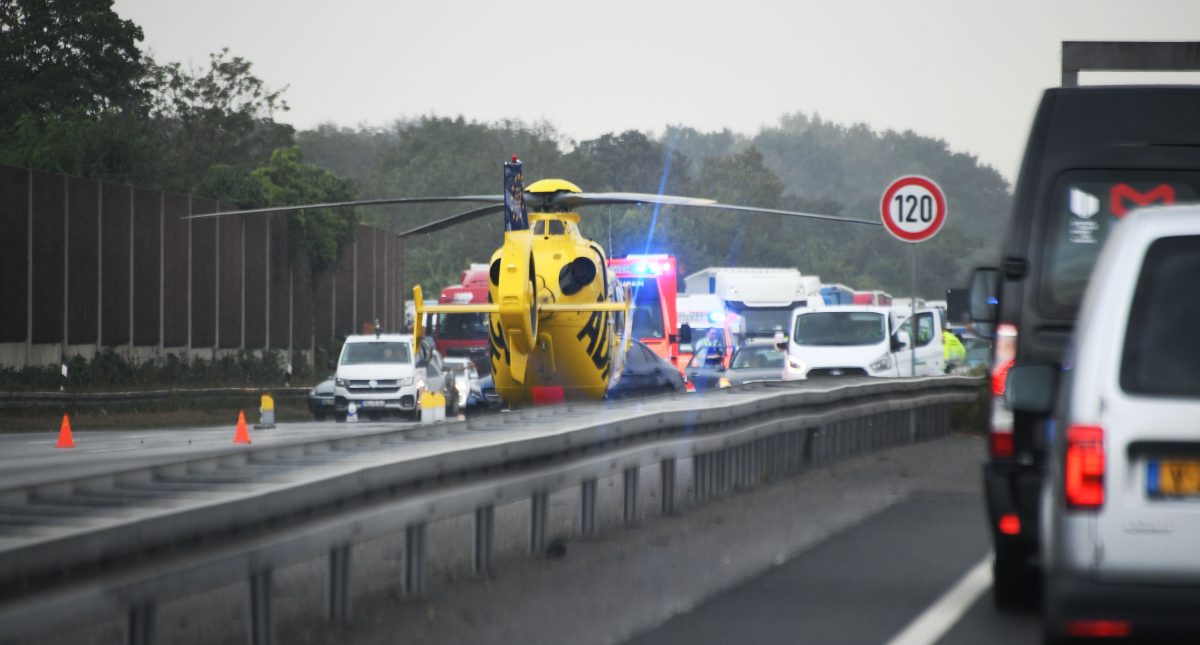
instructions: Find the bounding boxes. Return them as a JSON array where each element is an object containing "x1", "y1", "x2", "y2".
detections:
[
  {"x1": 413, "y1": 188, "x2": 631, "y2": 407},
  {"x1": 486, "y1": 211, "x2": 627, "y2": 405}
]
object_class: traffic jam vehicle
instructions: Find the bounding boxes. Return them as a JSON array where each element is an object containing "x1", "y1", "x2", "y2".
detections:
[
  {"x1": 968, "y1": 85, "x2": 1200, "y2": 609},
  {"x1": 853, "y1": 290, "x2": 893, "y2": 306},
  {"x1": 684, "y1": 267, "x2": 823, "y2": 346},
  {"x1": 782, "y1": 306, "x2": 908, "y2": 379},
  {"x1": 676, "y1": 293, "x2": 733, "y2": 372},
  {"x1": 686, "y1": 337, "x2": 785, "y2": 391},
  {"x1": 333, "y1": 333, "x2": 455, "y2": 421},
  {"x1": 1005, "y1": 207, "x2": 1200, "y2": 641},
  {"x1": 422, "y1": 264, "x2": 491, "y2": 375},
  {"x1": 607, "y1": 254, "x2": 681, "y2": 368},
  {"x1": 334, "y1": 333, "x2": 423, "y2": 421}
]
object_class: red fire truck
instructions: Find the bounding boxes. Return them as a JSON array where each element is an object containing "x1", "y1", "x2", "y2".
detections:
[
  {"x1": 607, "y1": 254, "x2": 680, "y2": 369},
  {"x1": 424, "y1": 264, "x2": 491, "y2": 374}
]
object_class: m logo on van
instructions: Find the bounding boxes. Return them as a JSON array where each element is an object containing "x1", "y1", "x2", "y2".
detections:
[{"x1": 1110, "y1": 183, "x2": 1176, "y2": 217}]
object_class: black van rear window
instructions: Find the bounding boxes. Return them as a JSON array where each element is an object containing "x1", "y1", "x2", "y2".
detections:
[
  {"x1": 1042, "y1": 171, "x2": 1200, "y2": 313},
  {"x1": 1121, "y1": 236, "x2": 1200, "y2": 397}
]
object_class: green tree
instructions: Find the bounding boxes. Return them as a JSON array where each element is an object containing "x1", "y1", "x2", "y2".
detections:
[
  {"x1": 0, "y1": 0, "x2": 152, "y2": 178},
  {"x1": 246, "y1": 147, "x2": 357, "y2": 276},
  {"x1": 359, "y1": 116, "x2": 565, "y2": 291},
  {"x1": 0, "y1": 0, "x2": 147, "y2": 126},
  {"x1": 144, "y1": 48, "x2": 294, "y2": 192}
]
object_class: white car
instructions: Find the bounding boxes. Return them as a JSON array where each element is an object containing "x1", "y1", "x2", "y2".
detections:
[
  {"x1": 782, "y1": 306, "x2": 910, "y2": 379},
  {"x1": 333, "y1": 333, "x2": 445, "y2": 421},
  {"x1": 1006, "y1": 206, "x2": 1200, "y2": 641}
]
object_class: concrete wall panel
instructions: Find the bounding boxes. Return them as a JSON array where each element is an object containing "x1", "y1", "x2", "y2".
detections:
[
  {"x1": 218, "y1": 205, "x2": 242, "y2": 349},
  {"x1": 132, "y1": 188, "x2": 161, "y2": 346},
  {"x1": 66, "y1": 177, "x2": 99, "y2": 345},
  {"x1": 30, "y1": 171, "x2": 64, "y2": 344},
  {"x1": 100, "y1": 184, "x2": 131, "y2": 346},
  {"x1": 190, "y1": 199, "x2": 217, "y2": 348},
  {"x1": 292, "y1": 251, "x2": 312, "y2": 353},
  {"x1": 243, "y1": 214, "x2": 268, "y2": 348},
  {"x1": 334, "y1": 233, "x2": 354, "y2": 339},
  {"x1": 313, "y1": 262, "x2": 334, "y2": 351},
  {"x1": 0, "y1": 166, "x2": 28, "y2": 342},
  {"x1": 161, "y1": 193, "x2": 189, "y2": 347},
  {"x1": 355, "y1": 226, "x2": 373, "y2": 333},
  {"x1": 268, "y1": 214, "x2": 290, "y2": 350}
]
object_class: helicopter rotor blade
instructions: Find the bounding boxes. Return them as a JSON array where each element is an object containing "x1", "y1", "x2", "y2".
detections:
[
  {"x1": 554, "y1": 192, "x2": 879, "y2": 226},
  {"x1": 672, "y1": 202, "x2": 881, "y2": 226},
  {"x1": 399, "y1": 203, "x2": 505, "y2": 238},
  {"x1": 181, "y1": 196, "x2": 505, "y2": 220},
  {"x1": 551, "y1": 192, "x2": 717, "y2": 210}
]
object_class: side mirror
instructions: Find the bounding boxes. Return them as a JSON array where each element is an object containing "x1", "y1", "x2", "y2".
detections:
[
  {"x1": 892, "y1": 331, "x2": 910, "y2": 352},
  {"x1": 968, "y1": 267, "x2": 1000, "y2": 324},
  {"x1": 1006, "y1": 364, "x2": 1058, "y2": 414},
  {"x1": 679, "y1": 324, "x2": 693, "y2": 345}
]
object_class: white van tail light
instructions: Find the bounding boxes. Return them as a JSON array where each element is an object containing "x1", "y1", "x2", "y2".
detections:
[
  {"x1": 1065, "y1": 424, "x2": 1105, "y2": 509},
  {"x1": 989, "y1": 323, "x2": 1018, "y2": 458}
]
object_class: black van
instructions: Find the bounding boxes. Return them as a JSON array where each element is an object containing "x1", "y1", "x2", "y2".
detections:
[{"x1": 970, "y1": 86, "x2": 1200, "y2": 608}]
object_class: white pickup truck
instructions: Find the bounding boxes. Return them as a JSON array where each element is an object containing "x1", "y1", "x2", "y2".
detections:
[{"x1": 781, "y1": 305, "x2": 945, "y2": 379}]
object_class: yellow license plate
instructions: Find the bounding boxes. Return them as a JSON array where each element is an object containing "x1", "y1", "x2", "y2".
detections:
[{"x1": 1150, "y1": 460, "x2": 1200, "y2": 497}]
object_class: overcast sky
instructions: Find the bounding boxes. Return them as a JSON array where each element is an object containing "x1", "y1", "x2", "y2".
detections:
[{"x1": 113, "y1": 0, "x2": 1200, "y2": 182}]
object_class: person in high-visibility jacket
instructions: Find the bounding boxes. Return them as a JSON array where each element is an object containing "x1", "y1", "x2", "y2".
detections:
[{"x1": 943, "y1": 328, "x2": 967, "y2": 370}]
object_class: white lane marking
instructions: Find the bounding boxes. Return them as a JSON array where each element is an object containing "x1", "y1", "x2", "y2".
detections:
[{"x1": 882, "y1": 554, "x2": 992, "y2": 645}]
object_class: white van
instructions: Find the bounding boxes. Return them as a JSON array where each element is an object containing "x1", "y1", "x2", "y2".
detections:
[
  {"x1": 1007, "y1": 206, "x2": 1200, "y2": 640},
  {"x1": 782, "y1": 305, "x2": 947, "y2": 379},
  {"x1": 782, "y1": 306, "x2": 909, "y2": 379},
  {"x1": 333, "y1": 333, "x2": 449, "y2": 421}
]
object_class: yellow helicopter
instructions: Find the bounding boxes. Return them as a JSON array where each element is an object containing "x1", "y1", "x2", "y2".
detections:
[{"x1": 190, "y1": 155, "x2": 881, "y2": 405}]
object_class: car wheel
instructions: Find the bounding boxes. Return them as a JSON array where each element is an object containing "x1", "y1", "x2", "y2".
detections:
[{"x1": 992, "y1": 545, "x2": 1038, "y2": 610}]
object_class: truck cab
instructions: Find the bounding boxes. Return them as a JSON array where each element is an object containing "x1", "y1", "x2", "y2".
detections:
[
  {"x1": 424, "y1": 264, "x2": 491, "y2": 374},
  {"x1": 684, "y1": 267, "x2": 823, "y2": 346}
]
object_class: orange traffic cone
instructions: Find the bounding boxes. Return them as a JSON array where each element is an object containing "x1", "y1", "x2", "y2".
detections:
[
  {"x1": 56, "y1": 414, "x2": 75, "y2": 449},
  {"x1": 233, "y1": 410, "x2": 251, "y2": 444}
]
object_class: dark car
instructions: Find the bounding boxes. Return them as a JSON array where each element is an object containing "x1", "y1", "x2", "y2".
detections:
[
  {"x1": 607, "y1": 340, "x2": 685, "y2": 398},
  {"x1": 969, "y1": 85, "x2": 1200, "y2": 609},
  {"x1": 725, "y1": 341, "x2": 786, "y2": 386},
  {"x1": 686, "y1": 339, "x2": 784, "y2": 390},
  {"x1": 307, "y1": 377, "x2": 335, "y2": 421}
]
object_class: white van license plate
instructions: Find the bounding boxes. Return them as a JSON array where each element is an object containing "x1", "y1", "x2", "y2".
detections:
[
  {"x1": 361, "y1": 400, "x2": 386, "y2": 408},
  {"x1": 1148, "y1": 460, "x2": 1200, "y2": 497}
]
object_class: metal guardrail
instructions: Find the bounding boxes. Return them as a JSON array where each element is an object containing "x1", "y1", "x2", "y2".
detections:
[
  {"x1": 0, "y1": 376, "x2": 982, "y2": 645},
  {"x1": 0, "y1": 386, "x2": 311, "y2": 408}
]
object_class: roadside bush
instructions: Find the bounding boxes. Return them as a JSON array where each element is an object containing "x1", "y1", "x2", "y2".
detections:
[{"x1": 0, "y1": 350, "x2": 305, "y2": 392}]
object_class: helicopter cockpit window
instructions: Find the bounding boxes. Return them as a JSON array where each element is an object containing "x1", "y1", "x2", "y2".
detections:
[{"x1": 533, "y1": 220, "x2": 565, "y2": 236}]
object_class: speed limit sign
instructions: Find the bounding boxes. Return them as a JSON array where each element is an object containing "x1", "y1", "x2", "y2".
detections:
[{"x1": 880, "y1": 176, "x2": 947, "y2": 243}]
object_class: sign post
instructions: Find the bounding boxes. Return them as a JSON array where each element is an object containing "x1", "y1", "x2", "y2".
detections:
[{"x1": 881, "y1": 176, "x2": 947, "y2": 376}]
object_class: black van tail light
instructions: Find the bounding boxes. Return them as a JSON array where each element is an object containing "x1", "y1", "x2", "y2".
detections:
[
  {"x1": 1066, "y1": 424, "x2": 1105, "y2": 509},
  {"x1": 1066, "y1": 619, "x2": 1130, "y2": 638},
  {"x1": 989, "y1": 323, "x2": 1018, "y2": 458}
]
